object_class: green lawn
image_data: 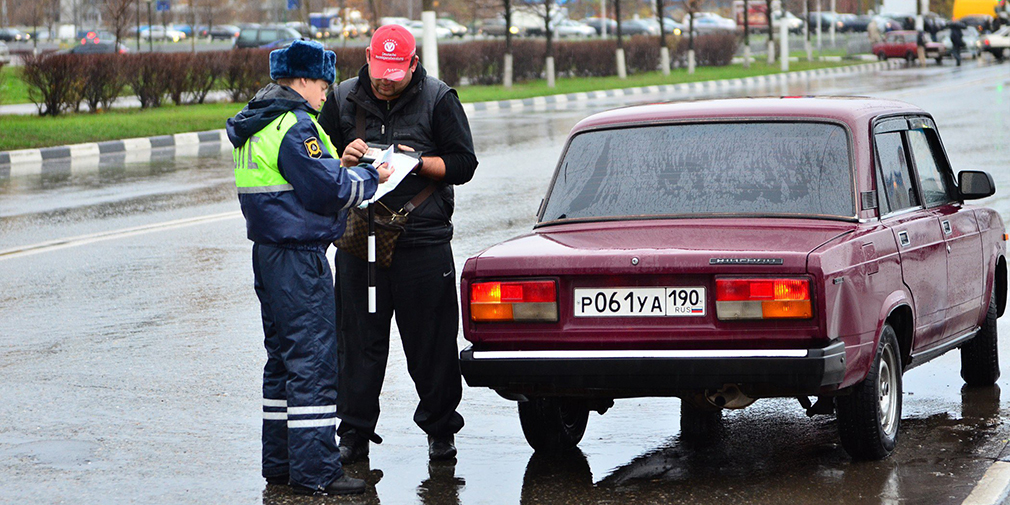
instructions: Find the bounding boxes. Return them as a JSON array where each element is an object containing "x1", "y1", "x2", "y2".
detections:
[
  {"x1": 456, "y1": 59, "x2": 859, "y2": 103},
  {"x1": 0, "y1": 58, "x2": 868, "y2": 152},
  {"x1": 0, "y1": 66, "x2": 31, "y2": 105},
  {"x1": 0, "y1": 102, "x2": 242, "y2": 151}
]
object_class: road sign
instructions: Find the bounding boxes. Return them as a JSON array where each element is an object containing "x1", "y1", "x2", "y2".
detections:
[
  {"x1": 287, "y1": 0, "x2": 300, "y2": 9},
  {"x1": 156, "y1": 0, "x2": 170, "y2": 12}
]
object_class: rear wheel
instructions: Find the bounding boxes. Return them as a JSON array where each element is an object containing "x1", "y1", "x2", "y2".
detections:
[
  {"x1": 836, "y1": 324, "x2": 902, "y2": 460},
  {"x1": 935, "y1": 56, "x2": 943, "y2": 64},
  {"x1": 905, "y1": 51, "x2": 916, "y2": 64},
  {"x1": 518, "y1": 398, "x2": 589, "y2": 453},
  {"x1": 961, "y1": 288, "x2": 1000, "y2": 387},
  {"x1": 876, "y1": 51, "x2": 886, "y2": 61}
]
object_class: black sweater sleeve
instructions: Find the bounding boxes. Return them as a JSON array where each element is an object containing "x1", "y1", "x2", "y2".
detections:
[
  {"x1": 317, "y1": 90, "x2": 347, "y2": 152},
  {"x1": 431, "y1": 90, "x2": 478, "y2": 185}
]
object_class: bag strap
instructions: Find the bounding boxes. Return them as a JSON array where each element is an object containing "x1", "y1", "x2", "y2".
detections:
[
  {"x1": 402, "y1": 182, "x2": 437, "y2": 214},
  {"x1": 355, "y1": 105, "x2": 366, "y2": 140}
]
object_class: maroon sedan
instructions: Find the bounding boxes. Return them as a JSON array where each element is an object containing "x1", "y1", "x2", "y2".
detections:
[
  {"x1": 459, "y1": 97, "x2": 1006, "y2": 460},
  {"x1": 873, "y1": 29, "x2": 946, "y2": 63}
]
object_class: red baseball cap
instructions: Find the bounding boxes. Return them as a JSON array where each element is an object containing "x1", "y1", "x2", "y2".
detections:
[{"x1": 368, "y1": 24, "x2": 416, "y2": 82}]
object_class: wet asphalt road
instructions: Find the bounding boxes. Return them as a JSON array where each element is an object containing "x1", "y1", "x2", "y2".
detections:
[{"x1": 3, "y1": 61, "x2": 1010, "y2": 504}]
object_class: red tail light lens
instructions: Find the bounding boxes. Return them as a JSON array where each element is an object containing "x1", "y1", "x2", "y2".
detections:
[
  {"x1": 471, "y1": 280, "x2": 558, "y2": 322},
  {"x1": 715, "y1": 278, "x2": 812, "y2": 320}
]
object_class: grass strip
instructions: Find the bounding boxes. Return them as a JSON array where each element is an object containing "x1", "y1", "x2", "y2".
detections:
[
  {"x1": 0, "y1": 58, "x2": 866, "y2": 152},
  {"x1": 0, "y1": 102, "x2": 242, "y2": 151},
  {"x1": 455, "y1": 59, "x2": 860, "y2": 103}
]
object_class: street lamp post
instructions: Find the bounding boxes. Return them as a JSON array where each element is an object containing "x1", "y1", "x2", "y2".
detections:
[{"x1": 147, "y1": 0, "x2": 153, "y2": 52}]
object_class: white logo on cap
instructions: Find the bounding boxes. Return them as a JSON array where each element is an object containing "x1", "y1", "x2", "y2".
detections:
[{"x1": 383, "y1": 41, "x2": 396, "y2": 52}]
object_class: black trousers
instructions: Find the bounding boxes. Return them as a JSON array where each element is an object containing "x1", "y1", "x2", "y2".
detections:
[{"x1": 334, "y1": 243, "x2": 464, "y2": 439}]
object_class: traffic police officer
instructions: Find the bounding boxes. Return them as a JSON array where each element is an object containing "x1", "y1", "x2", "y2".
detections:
[{"x1": 226, "y1": 39, "x2": 392, "y2": 496}]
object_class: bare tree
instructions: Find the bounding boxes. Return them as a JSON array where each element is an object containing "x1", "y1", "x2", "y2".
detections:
[
  {"x1": 103, "y1": 0, "x2": 134, "y2": 51},
  {"x1": 656, "y1": 0, "x2": 668, "y2": 73},
  {"x1": 504, "y1": 0, "x2": 513, "y2": 87},
  {"x1": 683, "y1": 0, "x2": 704, "y2": 73}
]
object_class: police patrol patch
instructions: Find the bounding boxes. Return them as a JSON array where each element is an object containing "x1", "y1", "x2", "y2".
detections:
[{"x1": 304, "y1": 137, "x2": 323, "y2": 159}]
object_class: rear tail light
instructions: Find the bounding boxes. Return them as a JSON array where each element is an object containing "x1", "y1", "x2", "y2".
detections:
[
  {"x1": 715, "y1": 278, "x2": 812, "y2": 320},
  {"x1": 470, "y1": 280, "x2": 558, "y2": 322}
]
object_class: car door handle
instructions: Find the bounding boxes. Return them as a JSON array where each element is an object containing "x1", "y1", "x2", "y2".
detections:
[
  {"x1": 898, "y1": 231, "x2": 910, "y2": 247},
  {"x1": 947, "y1": 244, "x2": 952, "y2": 253}
]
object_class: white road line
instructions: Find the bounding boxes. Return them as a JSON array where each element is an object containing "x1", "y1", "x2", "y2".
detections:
[
  {"x1": 962, "y1": 461, "x2": 1010, "y2": 505},
  {"x1": 0, "y1": 211, "x2": 242, "y2": 261}
]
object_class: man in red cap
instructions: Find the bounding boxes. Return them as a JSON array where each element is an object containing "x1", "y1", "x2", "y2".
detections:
[{"x1": 318, "y1": 24, "x2": 478, "y2": 464}]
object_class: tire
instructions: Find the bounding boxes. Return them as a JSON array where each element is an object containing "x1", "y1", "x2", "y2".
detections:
[
  {"x1": 961, "y1": 288, "x2": 1000, "y2": 387},
  {"x1": 905, "y1": 51, "x2": 916, "y2": 64},
  {"x1": 836, "y1": 324, "x2": 902, "y2": 460},
  {"x1": 680, "y1": 399, "x2": 723, "y2": 441},
  {"x1": 936, "y1": 56, "x2": 943, "y2": 64},
  {"x1": 876, "y1": 51, "x2": 886, "y2": 61},
  {"x1": 518, "y1": 398, "x2": 589, "y2": 453}
]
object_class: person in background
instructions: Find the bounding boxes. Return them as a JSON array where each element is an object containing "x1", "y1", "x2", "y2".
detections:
[{"x1": 226, "y1": 39, "x2": 392, "y2": 496}]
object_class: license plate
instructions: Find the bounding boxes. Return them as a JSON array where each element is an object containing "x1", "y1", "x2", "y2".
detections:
[{"x1": 574, "y1": 287, "x2": 706, "y2": 317}]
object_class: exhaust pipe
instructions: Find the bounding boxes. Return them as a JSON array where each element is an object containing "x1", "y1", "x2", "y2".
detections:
[{"x1": 706, "y1": 384, "x2": 756, "y2": 409}]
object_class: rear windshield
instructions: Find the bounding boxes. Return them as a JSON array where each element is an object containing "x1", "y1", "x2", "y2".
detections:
[{"x1": 539, "y1": 121, "x2": 854, "y2": 223}]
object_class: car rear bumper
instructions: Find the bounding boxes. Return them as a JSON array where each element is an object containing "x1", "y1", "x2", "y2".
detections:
[{"x1": 459, "y1": 340, "x2": 846, "y2": 397}]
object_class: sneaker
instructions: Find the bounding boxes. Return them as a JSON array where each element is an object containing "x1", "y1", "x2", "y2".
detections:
[
  {"x1": 427, "y1": 434, "x2": 457, "y2": 461},
  {"x1": 338, "y1": 432, "x2": 369, "y2": 464},
  {"x1": 291, "y1": 474, "x2": 366, "y2": 496},
  {"x1": 264, "y1": 473, "x2": 288, "y2": 486}
]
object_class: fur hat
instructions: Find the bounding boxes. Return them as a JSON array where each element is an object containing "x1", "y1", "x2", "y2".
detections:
[{"x1": 269, "y1": 40, "x2": 336, "y2": 84}]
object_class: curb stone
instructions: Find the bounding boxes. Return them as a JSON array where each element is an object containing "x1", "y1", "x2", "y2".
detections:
[{"x1": 0, "y1": 60, "x2": 903, "y2": 175}]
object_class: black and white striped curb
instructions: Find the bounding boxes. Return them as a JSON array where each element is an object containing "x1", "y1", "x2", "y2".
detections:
[
  {"x1": 460, "y1": 60, "x2": 903, "y2": 115},
  {"x1": 0, "y1": 60, "x2": 903, "y2": 174}
]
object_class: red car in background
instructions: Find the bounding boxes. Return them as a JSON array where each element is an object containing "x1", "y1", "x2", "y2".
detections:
[
  {"x1": 459, "y1": 97, "x2": 1006, "y2": 460},
  {"x1": 873, "y1": 29, "x2": 947, "y2": 63}
]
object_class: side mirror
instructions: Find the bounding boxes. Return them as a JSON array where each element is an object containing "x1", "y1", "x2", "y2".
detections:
[{"x1": 959, "y1": 170, "x2": 996, "y2": 200}]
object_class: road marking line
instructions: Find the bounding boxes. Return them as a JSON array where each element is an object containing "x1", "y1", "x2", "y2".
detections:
[
  {"x1": 962, "y1": 461, "x2": 1010, "y2": 505},
  {"x1": 0, "y1": 211, "x2": 242, "y2": 261}
]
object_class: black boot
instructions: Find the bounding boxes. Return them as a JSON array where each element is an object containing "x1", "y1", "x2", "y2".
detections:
[
  {"x1": 291, "y1": 474, "x2": 366, "y2": 496},
  {"x1": 427, "y1": 434, "x2": 457, "y2": 461},
  {"x1": 264, "y1": 473, "x2": 289, "y2": 486},
  {"x1": 338, "y1": 432, "x2": 369, "y2": 464}
]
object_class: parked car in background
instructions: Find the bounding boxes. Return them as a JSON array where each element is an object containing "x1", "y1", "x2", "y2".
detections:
[
  {"x1": 458, "y1": 97, "x2": 1006, "y2": 462},
  {"x1": 0, "y1": 28, "x2": 28, "y2": 42},
  {"x1": 203, "y1": 24, "x2": 241, "y2": 40},
  {"x1": 621, "y1": 18, "x2": 660, "y2": 36},
  {"x1": 479, "y1": 18, "x2": 523, "y2": 37},
  {"x1": 773, "y1": 10, "x2": 806, "y2": 33},
  {"x1": 641, "y1": 17, "x2": 686, "y2": 36},
  {"x1": 871, "y1": 15, "x2": 902, "y2": 33},
  {"x1": 960, "y1": 14, "x2": 995, "y2": 32},
  {"x1": 437, "y1": 18, "x2": 468, "y2": 37},
  {"x1": 140, "y1": 25, "x2": 186, "y2": 42},
  {"x1": 552, "y1": 19, "x2": 596, "y2": 37},
  {"x1": 234, "y1": 26, "x2": 301, "y2": 49},
  {"x1": 873, "y1": 30, "x2": 946, "y2": 63},
  {"x1": 806, "y1": 11, "x2": 841, "y2": 31},
  {"x1": 687, "y1": 12, "x2": 737, "y2": 33},
  {"x1": 582, "y1": 17, "x2": 619, "y2": 36},
  {"x1": 979, "y1": 25, "x2": 1010, "y2": 60},
  {"x1": 404, "y1": 20, "x2": 453, "y2": 39},
  {"x1": 70, "y1": 40, "x2": 129, "y2": 54}
]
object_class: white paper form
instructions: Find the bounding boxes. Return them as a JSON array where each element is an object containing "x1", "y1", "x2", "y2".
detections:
[{"x1": 361, "y1": 146, "x2": 418, "y2": 206}]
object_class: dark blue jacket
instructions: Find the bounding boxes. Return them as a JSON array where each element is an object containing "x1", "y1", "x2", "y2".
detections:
[{"x1": 227, "y1": 84, "x2": 379, "y2": 246}]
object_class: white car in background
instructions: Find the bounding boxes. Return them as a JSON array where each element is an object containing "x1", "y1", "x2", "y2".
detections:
[
  {"x1": 140, "y1": 25, "x2": 186, "y2": 42},
  {"x1": 978, "y1": 25, "x2": 1010, "y2": 60},
  {"x1": 553, "y1": 19, "x2": 596, "y2": 37},
  {"x1": 688, "y1": 12, "x2": 737, "y2": 34},
  {"x1": 404, "y1": 20, "x2": 453, "y2": 39}
]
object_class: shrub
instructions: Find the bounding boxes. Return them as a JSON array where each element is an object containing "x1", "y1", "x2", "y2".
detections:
[
  {"x1": 695, "y1": 32, "x2": 739, "y2": 67},
  {"x1": 0, "y1": 61, "x2": 6, "y2": 104},
  {"x1": 79, "y1": 54, "x2": 126, "y2": 112},
  {"x1": 624, "y1": 35, "x2": 661, "y2": 74},
  {"x1": 191, "y1": 52, "x2": 225, "y2": 104},
  {"x1": 163, "y1": 52, "x2": 195, "y2": 106},
  {"x1": 223, "y1": 49, "x2": 270, "y2": 102},
  {"x1": 331, "y1": 46, "x2": 366, "y2": 83},
  {"x1": 555, "y1": 38, "x2": 616, "y2": 77},
  {"x1": 124, "y1": 53, "x2": 170, "y2": 108},
  {"x1": 21, "y1": 53, "x2": 84, "y2": 116}
]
